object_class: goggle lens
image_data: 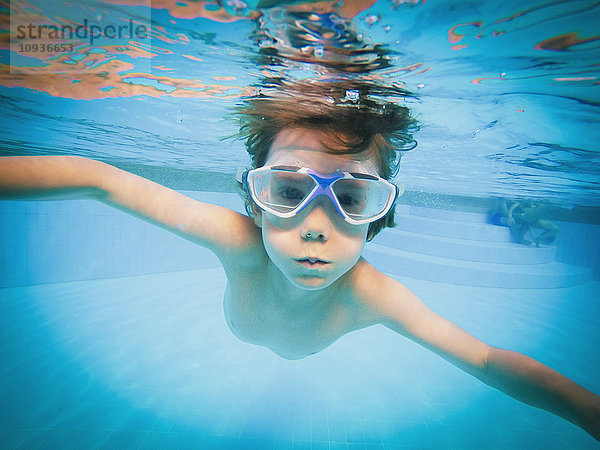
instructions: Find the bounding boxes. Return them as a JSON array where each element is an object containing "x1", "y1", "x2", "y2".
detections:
[
  {"x1": 252, "y1": 170, "x2": 313, "y2": 214},
  {"x1": 334, "y1": 178, "x2": 392, "y2": 221}
]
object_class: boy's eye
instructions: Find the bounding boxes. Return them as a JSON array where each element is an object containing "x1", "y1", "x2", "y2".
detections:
[
  {"x1": 270, "y1": 173, "x2": 313, "y2": 205},
  {"x1": 337, "y1": 193, "x2": 367, "y2": 213},
  {"x1": 334, "y1": 181, "x2": 368, "y2": 212},
  {"x1": 337, "y1": 193, "x2": 360, "y2": 206},
  {"x1": 277, "y1": 186, "x2": 305, "y2": 200}
]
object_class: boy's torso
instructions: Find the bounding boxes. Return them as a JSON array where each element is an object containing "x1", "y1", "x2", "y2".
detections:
[{"x1": 222, "y1": 255, "x2": 378, "y2": 360}]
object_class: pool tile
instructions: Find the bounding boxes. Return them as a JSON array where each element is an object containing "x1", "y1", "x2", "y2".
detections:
[
  {"x1": 98, "y1": 428, "x2": 138, "y2": 449},
  {"x1": 327, "y1": 418, "x2": 346, "y2": 442},
  {"x1": 292, "y1": 419, "x2": 312, "y2": 441},
  {"x1": 346, "y1": 419, "x2": 368, "y2": 444},
  {"x1": 328, "y1": 442, "x2": 349, "y2": 450},
  {"x1": 57, "y1": 427, "x2": 109, "y2": 448},
  {"x1": 272, "y1": 438, "x2": 294, "y2": 450},
  {"x1": 237, "y1": 436, "x2": 275, "y2": 449}
]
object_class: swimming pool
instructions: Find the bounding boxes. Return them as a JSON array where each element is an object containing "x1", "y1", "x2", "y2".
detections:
[
  {"x1": 1, "y1": 192, "x2": 599, "y2": 448},
  {"x1": 2, "y1": 0, "x2": 600, "y2": 448},
  {"x1": 1, "y1": 267, "x2": 599, "y2": 448}
]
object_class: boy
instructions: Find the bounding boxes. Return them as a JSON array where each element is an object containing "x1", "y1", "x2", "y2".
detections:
[
  {"x1": 1, "y1": 79, "x2": 599, "y2": 440},
  {"x1": 491, "y1": 199, "x2": 560, "y2": 246}
]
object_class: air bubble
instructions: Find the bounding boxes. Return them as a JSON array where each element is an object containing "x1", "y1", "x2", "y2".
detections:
[
  {"x1": 365, "y1": 14, "x2": 378, "y2": 26},
  {"x1": 345, "y1": 89, "x2": 359, "y2": 102},
  {"x1": 227, "y1": 0, "x2": 247, "y2": 11}
]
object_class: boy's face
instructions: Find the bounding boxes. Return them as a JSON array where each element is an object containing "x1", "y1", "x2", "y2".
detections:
[{"x1": 255, "y1": 128, "x2": 379, "y2": 290}]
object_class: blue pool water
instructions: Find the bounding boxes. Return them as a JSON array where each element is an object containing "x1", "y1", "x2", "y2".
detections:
[
  {"x1": 1, "y1": 257, "x2": 599, "y2": 448},
  {"x1": 1, "y1": 194, "x2": 599, "y2": 448},
  {"x1": 1, "y1": 0, "x2": 600, "y2": 448}
]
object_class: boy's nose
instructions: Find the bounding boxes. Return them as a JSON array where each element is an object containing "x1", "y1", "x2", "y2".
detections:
[{"x1": 299, "y1": 197, "x2": 333, "y2": 241}]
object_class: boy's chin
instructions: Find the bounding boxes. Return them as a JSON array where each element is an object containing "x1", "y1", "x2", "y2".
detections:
[{"x1": 290, "y1": 275, "x2": 337, "y2": 291}]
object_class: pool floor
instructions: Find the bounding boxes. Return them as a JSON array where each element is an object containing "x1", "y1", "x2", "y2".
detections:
[{"x1": 1, "y1": 268, "x2": 599, "y2": 449}]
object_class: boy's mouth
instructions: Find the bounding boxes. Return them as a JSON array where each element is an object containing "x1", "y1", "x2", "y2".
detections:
[{"x1": 296, "y1": 257, "x2": 330, "y2": 267}]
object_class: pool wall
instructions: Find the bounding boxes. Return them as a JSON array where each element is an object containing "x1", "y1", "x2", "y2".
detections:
[{"x1": 1, "y1": 192, "x2": 599, "y2": 288}]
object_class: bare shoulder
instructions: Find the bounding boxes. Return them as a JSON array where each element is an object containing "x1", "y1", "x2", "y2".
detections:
[{"x1": 349, "y1": 258, "x2": 424, "y2": 328}]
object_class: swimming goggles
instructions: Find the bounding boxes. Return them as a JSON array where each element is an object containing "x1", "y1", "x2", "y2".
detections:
[{"x1": 240, "y1": 165, "x2": 401, "y2": 225}]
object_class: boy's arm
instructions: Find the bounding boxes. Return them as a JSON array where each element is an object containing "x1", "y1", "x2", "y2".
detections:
[
  {"x1": 0, "y1": 156, "x2": 261, "y2": 259},
  {"x1": 356, "y1": 264, "x2": 600, "y2": 441},
  {"x1": 483, "y1": 347, "x2": 600, "y2": 440}
]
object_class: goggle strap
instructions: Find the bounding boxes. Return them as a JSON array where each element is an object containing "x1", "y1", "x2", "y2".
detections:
[{"x1": 236, "y1": 167, "x2": 246, "y2": 184}]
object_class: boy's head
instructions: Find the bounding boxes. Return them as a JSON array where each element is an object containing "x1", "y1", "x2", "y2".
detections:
[{"x1": 236, "y1": 78, "x2": 418, "y2": 241}]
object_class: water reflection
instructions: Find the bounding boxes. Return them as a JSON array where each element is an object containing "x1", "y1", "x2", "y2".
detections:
[{"x1": 252, "y1": 7, "x2": 394, "y2": 73}]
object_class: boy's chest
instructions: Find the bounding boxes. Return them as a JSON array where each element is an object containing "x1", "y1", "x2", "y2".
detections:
[{"x1": 222, "y1": 277, "x2": 353, "y2": 360}]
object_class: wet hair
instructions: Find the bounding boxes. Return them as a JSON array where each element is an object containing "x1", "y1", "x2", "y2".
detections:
[{"x1": 235, "y1": 78, "x2": 419, "y2": 241}]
